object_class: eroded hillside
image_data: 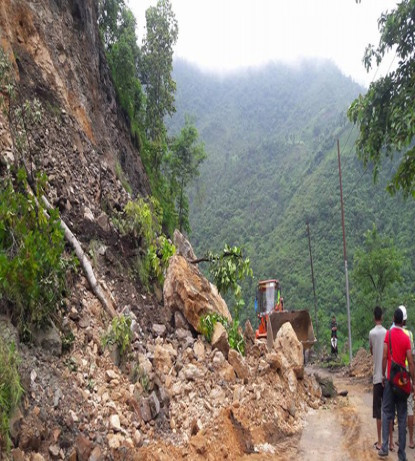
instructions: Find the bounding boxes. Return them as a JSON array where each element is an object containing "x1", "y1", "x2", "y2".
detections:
[{"x1": 0, "y1": 1, "x2": 324, "y2": 460}]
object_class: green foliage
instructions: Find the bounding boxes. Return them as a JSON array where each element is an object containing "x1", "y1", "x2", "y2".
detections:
[
  {"x1": 115, "y1": 162, "x2": 132, "y2": 195},
  {"x1": 131, "y1": 364, "x2": 150, "y2": 394},
  {"x1": 99, "y1": 1, "x2": 145, "y2": 139},
  {"x1": 115, "y1": 197, "x2": 161, "y2": 246},
  {"x1": 170, "y1": 59, "x2": 415, "y2": 354},
  {"x1": 205, "y1": 244, "x2": 252, "y2": 321},
  {"x1": 101, "y1": 314, "x2": 133, "y2": 361},
  {"x1": 0, "y1": 171, "x2": 75, "y2": 337},
  {"x1": 199, "y1": 313, "x2": 245, "y2": 356},
  {"x1": 351, "y1": 224, "x2": 404, "y2": 343},
  {"x1": 113, "y1": 197, "x2": 176, "y2": 288},
  {"x1": 167, "y1": 116, "x2": 207, "y2": 233},
  {"x1": 0, "y1": 341, "x2": 23, "y2": 452},
  {"x1": 147, "y1": 235, "x2": 176, "y2": 285},
  {"x1": 348, "y1": 1, "x2": 415, "y2": 197},
  {"x1": 141, "y1": 0, "x2": 178, "y2": 148}
]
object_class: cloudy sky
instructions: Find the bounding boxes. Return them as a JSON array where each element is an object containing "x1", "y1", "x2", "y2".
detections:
[{"x1": 129, "y1": 0, "x2": 398, "y2": 87}]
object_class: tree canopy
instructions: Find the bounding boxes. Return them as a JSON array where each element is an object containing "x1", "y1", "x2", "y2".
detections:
[{"x1": 348, "y1": 0, "x2": 415, "y2": 197}]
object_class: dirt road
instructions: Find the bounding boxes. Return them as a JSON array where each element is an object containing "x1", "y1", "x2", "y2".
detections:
[
  {"x1": 296, "y1": 367, "x2": 377, "y2": 461},
  {"x1": 242, "y1": 366, "x2": 380, "y2": 461}
]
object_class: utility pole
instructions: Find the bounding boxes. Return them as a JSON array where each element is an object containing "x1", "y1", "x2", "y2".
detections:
[
  {"x1": 306, "y1": 221, "x2": 318, "y2": 343},
  {"x1": 337, "y1": 139, "x2": 353, "y2": 365}
]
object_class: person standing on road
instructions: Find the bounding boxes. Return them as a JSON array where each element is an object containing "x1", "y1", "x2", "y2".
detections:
[
  {"x1": 399, "y1": 305, "x2": 415, "y2": 449},
  {"x1": 331, "y1": 315, "x2": 338, "y2": 355},
  {"x1": 379, "y1": 308, "x2": 415, "y2": 459},
  {"x1": 369, "y1": 306, "x2": 387, "y2": 451}
]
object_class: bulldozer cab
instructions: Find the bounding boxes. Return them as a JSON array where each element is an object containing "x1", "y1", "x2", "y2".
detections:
[
  {"x1": 256, "y1": 279, "x2": 282, "y2": 315},
  {"x1": 255, "y1": 279, "x2": 316, "y2": 350}
]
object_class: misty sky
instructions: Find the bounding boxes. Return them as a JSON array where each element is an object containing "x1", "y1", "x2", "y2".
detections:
[{"x1": 129, "y1": 0, "x2": 398, "y2": 88}]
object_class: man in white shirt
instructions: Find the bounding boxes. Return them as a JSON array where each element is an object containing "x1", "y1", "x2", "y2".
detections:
[{"x1": 369, "y1": 305, "x2": 387, "y2": 451}]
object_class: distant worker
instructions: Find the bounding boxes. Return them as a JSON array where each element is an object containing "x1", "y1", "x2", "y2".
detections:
[
  {"x1": 331, "y1": 315, "x2": 338, "y2": 355},
  {"x1": 331, "y1": 315, "x2": 338, "y2": 338},
  {"x1": 369, "y1": 306, "x2": 387, "y2": 451}
]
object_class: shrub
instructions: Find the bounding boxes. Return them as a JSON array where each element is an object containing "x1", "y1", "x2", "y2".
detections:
[
  {"x1": 0, "y1": 341, "x2": 23, "y2": 453},
  {"x1": 199, "y1": 313, "x2": 245, "y2": 356},
  {"x1": 102, "y1": 314, "x2": 133, "y2": 361},
  {"x1": 0, "y1": 170, "x2": 76, "y2": 339},
  {"x1": 114, "y1": 197, "x2": 175, "y2": 288}
]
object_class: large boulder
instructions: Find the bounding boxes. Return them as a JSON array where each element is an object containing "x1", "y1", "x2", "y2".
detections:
[
  {"x1": 164, "y1": 255, "x2": 231, "y2": 332},
  {"x1": 274, "y1": 322, "x2": 304, "y2": 379}
]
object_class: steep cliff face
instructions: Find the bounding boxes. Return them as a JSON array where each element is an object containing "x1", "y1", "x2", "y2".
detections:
[{"x1": 0, "y1": 0, "x2": 149, "y2": 212}]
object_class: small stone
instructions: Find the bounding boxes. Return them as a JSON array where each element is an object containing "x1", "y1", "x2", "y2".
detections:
[
  {"x1": 152, "y1": 324, "x2": 166, "y2": 337},
  {"x1": 48, "y1": 444, "x2": 60, "y2": 458},
  {"x1": 105, "y1": 369, "x2": 118, "y2": 382},
  {"x1": 110, "y1": 414, "x2": 121, "y2": 432},
  {"x1": 89, "y1": 446, "x2": 103, "y2": 461},
  {"x1": 133, "y1": 430, "x2": 142, "y2": 447}
]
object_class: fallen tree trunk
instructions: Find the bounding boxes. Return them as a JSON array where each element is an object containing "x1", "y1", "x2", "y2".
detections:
[{"x1": 40, "y1": 195, "x2": 117, "y2": 319}]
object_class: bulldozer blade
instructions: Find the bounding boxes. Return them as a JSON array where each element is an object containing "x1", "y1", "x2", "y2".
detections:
[
  {"x1": 266, "y1": 315, "x2": 274, "y2": 351},
  {"x1": 268, "y1": 310, "x2": 316, "y2": 350}
]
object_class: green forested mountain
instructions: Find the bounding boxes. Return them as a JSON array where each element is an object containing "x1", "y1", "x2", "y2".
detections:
[{"x1": 169, "y1": 59, "x2": 415, "y2": 354}]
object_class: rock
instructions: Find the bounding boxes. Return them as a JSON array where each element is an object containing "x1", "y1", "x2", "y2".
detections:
[
  {"x1": 154, "y1": 343, "x2": 176, "y2": 375},
  {"x1": 83, "y1": 207, "x2": 94, "y2": 221},
  {"x1": 110, "y1": 414, "x2": 121, "y2": 432},
  {"x1": 265, "y1": 352, "x2": 282, "y2": 370},
  {"x1": 228, "y1": 349, "x2": 250, "y2": 380},
  {"x1": 220, "y1": 363, "x2": 236, "y2": 382},
  {"x1": 244, "y1": 319, "x2": 255, "y2": 345},
  {"x1": 96, "y1": 212, "x2": 111, "y2": 232},
  {"x1": 182, "y1": 363, "x2": 204, "y2": 381},
  {"x1": 139, "y1": 398, "x2": 152, "y2": 423},
  {"x1": 19, "y1": 414, "x2": 44, "y2": 451},
  {"x1": 315, "y1": 374, "x2": 337, "y2": 398},
  {"x1": 173, "y1": 229, "x2": 197, "y2": 261},
  {"x1": 30, "y1": 454, "x2": 45, "y2": 461},
  {"x1": 31, "y1": 323, "x2": 62, "y2": 356},
  {"x1": 75, "y1": 434, "x2": 93, "y2": 461},
  {"x1": 48, "y1": 444, "x2": 60, "y2": 458},
  {"x1": 193, "y1": 339, "x2": 205, "y2": 361},
  {"x1": 148, "y1": 392, "x2": 160, "y2": 419},
  {"x1": 105, "y1": 369, "x2": 119, "y2": 382},
  {"x1": 174, "y1": 310, "x2": 188, "y2": 330},
  {"x1": 212, "y1": 350, "x2": 226, "y2": 367},
  {"x1": 89, "y1": 446, "x2": 103, "y2": 461},
  {"x1": 11, "y1": 448, "x2": 25, "y2": 461},
  {"x1": 176, "y1": 328, "x2": 192, "y2": 340},
  {"x1": 164, "y1": 255, "x2": 231, "y2": 332},
  {"x1": 152, "y1": 324, "x2": 166, "y2": 337},
  {"x1": 138, "y1": 354, "x2": 153, "y2": 376},
  {"x1": 274, "y1": 322, "x2": 304, "y2": 378},
  {"x1": 133, "y1": 430, "x2": 142, "y2": 447},
  {"x1": 107, "y1": 433, "x2": 124, "y2": 449},
  {"x1": 211, "y1": 322, "x2": 229, "y2": 358}
]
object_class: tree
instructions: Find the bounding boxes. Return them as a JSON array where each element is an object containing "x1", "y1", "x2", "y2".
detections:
[
  {"x1": 141, "y1": 0, "x2": 178, "y2": 170},
  {"x1": 351, "y1": 224, "x2": 403, "y2": 342},
  {"x1": 168, "y1": 117, "x2": 206, "y2": 233},
  {"x1": 98, "y1": 0, "x2": 125, "y2": 50},
  {"x1": 348, "y1": 1, "x2": 415, "y2": 197}
]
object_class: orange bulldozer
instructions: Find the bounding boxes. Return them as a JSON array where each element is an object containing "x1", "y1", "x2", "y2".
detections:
[{"x1": 255, "y1": 279, "x2": 316, "y2": 351}]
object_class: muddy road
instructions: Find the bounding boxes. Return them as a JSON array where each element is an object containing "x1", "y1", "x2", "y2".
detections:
[
  {"x1": 296, "y1": 367, "x2": 376, "y2": 461},
  {"x1": 241, "y1": 366, "x2": 378, "y2": 461}
]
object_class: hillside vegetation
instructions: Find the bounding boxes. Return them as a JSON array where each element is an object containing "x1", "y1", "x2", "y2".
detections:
[{"x1": 170, "y1": 59, "x2": 415, "y2": 353}]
